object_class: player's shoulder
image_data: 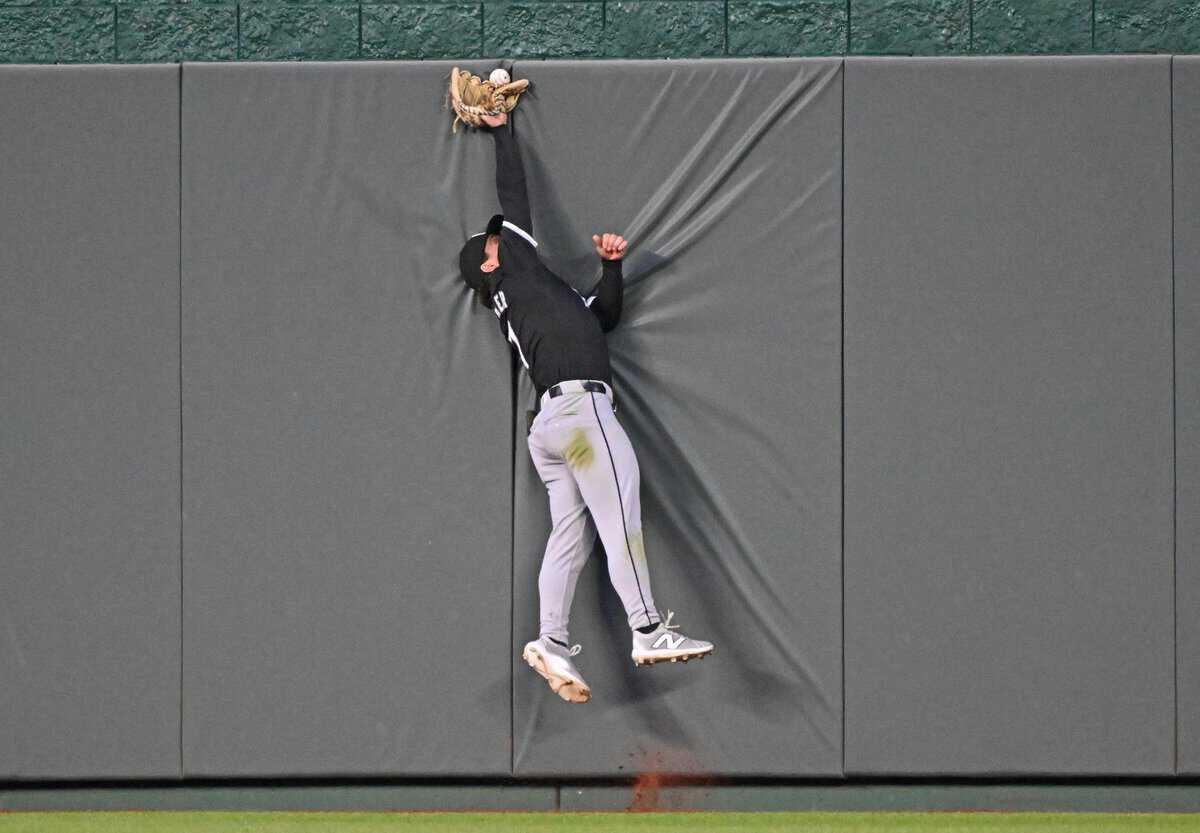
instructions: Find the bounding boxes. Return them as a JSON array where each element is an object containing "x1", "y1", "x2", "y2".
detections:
[{"x1": 500, "y1": 219, "x2": 538, "y2": 251}]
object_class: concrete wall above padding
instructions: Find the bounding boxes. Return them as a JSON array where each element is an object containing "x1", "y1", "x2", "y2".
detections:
[
  {"x1": 843, "y1": 56, "x2": 1175, "y2": 775},
  {"x1": 0, "y1": 65, "x2": 182, "y2": 778}
]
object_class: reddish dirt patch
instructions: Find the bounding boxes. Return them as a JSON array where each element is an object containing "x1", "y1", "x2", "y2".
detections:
[
  {"x1": 629, "y1": 771, "x2": 665, "y2": 812},
  {"x1": 626, "y1": 745, "x2": 722, "y2": 812}
]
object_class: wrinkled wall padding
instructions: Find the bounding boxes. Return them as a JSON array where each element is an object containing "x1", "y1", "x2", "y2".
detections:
[
  {"x1": 0, "y1": 65, "x2": 182, "y2": 778},
  {"x1": 508, "y1": 59, "x2": 844, "y2": 777},
  {"x1": 843, "y1": 56, "x2": 1176, "y2": 775},
  {"x1": 1177, "y1": 55, "x2": 1200, "y2": 776},
  {"x1": 181, "y1": 61, "x2": 514, "y2": 776},
  {"x1": 1, "y1": 55, "x2": 1192, "y2": 781}
]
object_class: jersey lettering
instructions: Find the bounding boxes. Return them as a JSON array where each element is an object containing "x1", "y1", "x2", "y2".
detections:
[{"x1": 492, "y1": 290, "x2": 508, "y2": 318}]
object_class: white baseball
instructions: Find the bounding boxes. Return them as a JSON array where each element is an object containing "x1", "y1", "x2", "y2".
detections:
[{"x1": 489, "y1": 68, "x2": 511, "y2": 86}]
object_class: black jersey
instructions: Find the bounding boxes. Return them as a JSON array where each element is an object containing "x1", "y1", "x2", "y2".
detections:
[{"x1": 485, "y1": 125, "x2": 623, "y2": 399}]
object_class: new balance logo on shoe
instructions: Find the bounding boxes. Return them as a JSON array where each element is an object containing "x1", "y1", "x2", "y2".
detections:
[
  {"x1": 632, "y1": 610, "x2": 713, "y2": 666},
  {"x1": 652, "y1": 632, "x2": 685, "y2": 651}
]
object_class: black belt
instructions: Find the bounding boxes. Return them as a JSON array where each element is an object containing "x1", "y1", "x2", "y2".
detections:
[{"x1": 548, "y1": 380, "x2": 608, "y2": 398}]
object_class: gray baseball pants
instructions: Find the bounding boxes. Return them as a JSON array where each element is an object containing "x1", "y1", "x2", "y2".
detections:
[{"x1": 528, "y1": 379, "x2": 661, "y2": 642}]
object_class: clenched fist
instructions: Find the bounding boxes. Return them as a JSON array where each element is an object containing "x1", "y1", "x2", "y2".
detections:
[{"x1": 592, "y1": 233, "x2": 628, "y2": 261}]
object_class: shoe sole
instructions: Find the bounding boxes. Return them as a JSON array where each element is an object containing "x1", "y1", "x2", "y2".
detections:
[
  {"x1": 522, "y1": 643, "x2": 591, "y2": 704},
  {"x1": 633, "y1": 645, "x2": 715, "y2": 666}
]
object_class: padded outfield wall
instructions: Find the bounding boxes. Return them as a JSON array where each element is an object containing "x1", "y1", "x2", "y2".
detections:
[{"x1": 0, "y1": 55, "x2": 1194, "y2": 778}]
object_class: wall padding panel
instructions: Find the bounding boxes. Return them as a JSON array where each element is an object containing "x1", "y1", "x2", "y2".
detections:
[
  {"x1": 181, "y1": 61, "x2": 514, "y2": 776},
  {"x1": 1176, "y1": 55, "x2": 1200, "y2": 775},
  {"x1": 0, "y1": 65, "x2": 182, "y2": 778},
  {"x1": 508, "y1": 58, "x2": 844, "y2": 776},
  {"x1": 844, "y1": 56, "x2": 1175, "y2": 775}
]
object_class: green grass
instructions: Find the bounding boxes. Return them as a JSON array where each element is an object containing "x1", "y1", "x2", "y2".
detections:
[{"x1": 1, "y1": 813, "x2": 1200, "y2": 833}]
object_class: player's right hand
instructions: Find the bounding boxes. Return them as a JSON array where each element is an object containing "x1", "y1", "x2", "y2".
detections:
[
  {"x1": 592, "y1": 233, "x2": 628, "y2": 261},
  {"x1": 481, "y1": 112, "x2": 508, "y2": 128}
]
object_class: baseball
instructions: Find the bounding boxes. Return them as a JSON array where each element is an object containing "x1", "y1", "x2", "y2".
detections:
[{"x1": 489, "y1": 68, "x2": 511, "y2": 86}]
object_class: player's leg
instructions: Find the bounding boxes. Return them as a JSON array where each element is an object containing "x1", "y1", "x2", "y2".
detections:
[
  {"x1": 573, "y1": 390, "x2": 714, "y2": 666},
  {"x1": 570, "y1": 390, "x2": 660, "y2": 630},
  {"x1": 532, "y1": 455, "x2": 597, "y2": 644},
  {"x1": 524, "y1": 421, "x2": 596, "y2": 703}
]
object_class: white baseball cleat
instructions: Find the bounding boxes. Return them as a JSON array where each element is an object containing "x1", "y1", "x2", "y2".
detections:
[
  {"x1": 522, "y1": 637, "x2": 591, "y2": 703},
  {"x1": 631, "y1": 610, "x2": 714, "y2": 666}
]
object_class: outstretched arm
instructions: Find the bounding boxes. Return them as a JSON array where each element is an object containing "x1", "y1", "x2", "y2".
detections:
[
  {"x1": 586, "y1": 233, "x2": 627, "y2": 332},
  {"x1": 482, "y1": 112, "x2": 533, "y2": 236}
]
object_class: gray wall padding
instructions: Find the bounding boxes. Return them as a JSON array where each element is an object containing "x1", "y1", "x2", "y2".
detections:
[
  {"x1": 843, "y1": 56, "x2": 1176, "y2": 775},
  {"x1": 508, "y1": 59, "x2": 844, "y2": 777},
  {"x1": 181, "y1": 61, "x2": 514, "y2": 776},
  {"x1": 0, "y1": 65, "x2": 182, "y2": 778},
  {"x1": 1, "y1": 55, "x2": 1190, "y2": 780},
  {"x1": 1176, "y1": 55, "x2": 1200, "y2": 776}
]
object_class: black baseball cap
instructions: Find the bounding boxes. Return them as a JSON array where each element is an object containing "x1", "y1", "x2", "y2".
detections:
[{"x1": 458, "y1": 213, "x2": 505, "y2": 290}]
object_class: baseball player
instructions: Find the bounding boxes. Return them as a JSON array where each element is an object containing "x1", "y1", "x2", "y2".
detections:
[{"x1": 457, "y1": 109, "x2": 713, "y2": 704}]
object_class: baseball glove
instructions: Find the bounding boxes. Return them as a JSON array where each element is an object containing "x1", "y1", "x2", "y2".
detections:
[{"x1": 447, "y1": 67, "x2": 531, "y2": 133}]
